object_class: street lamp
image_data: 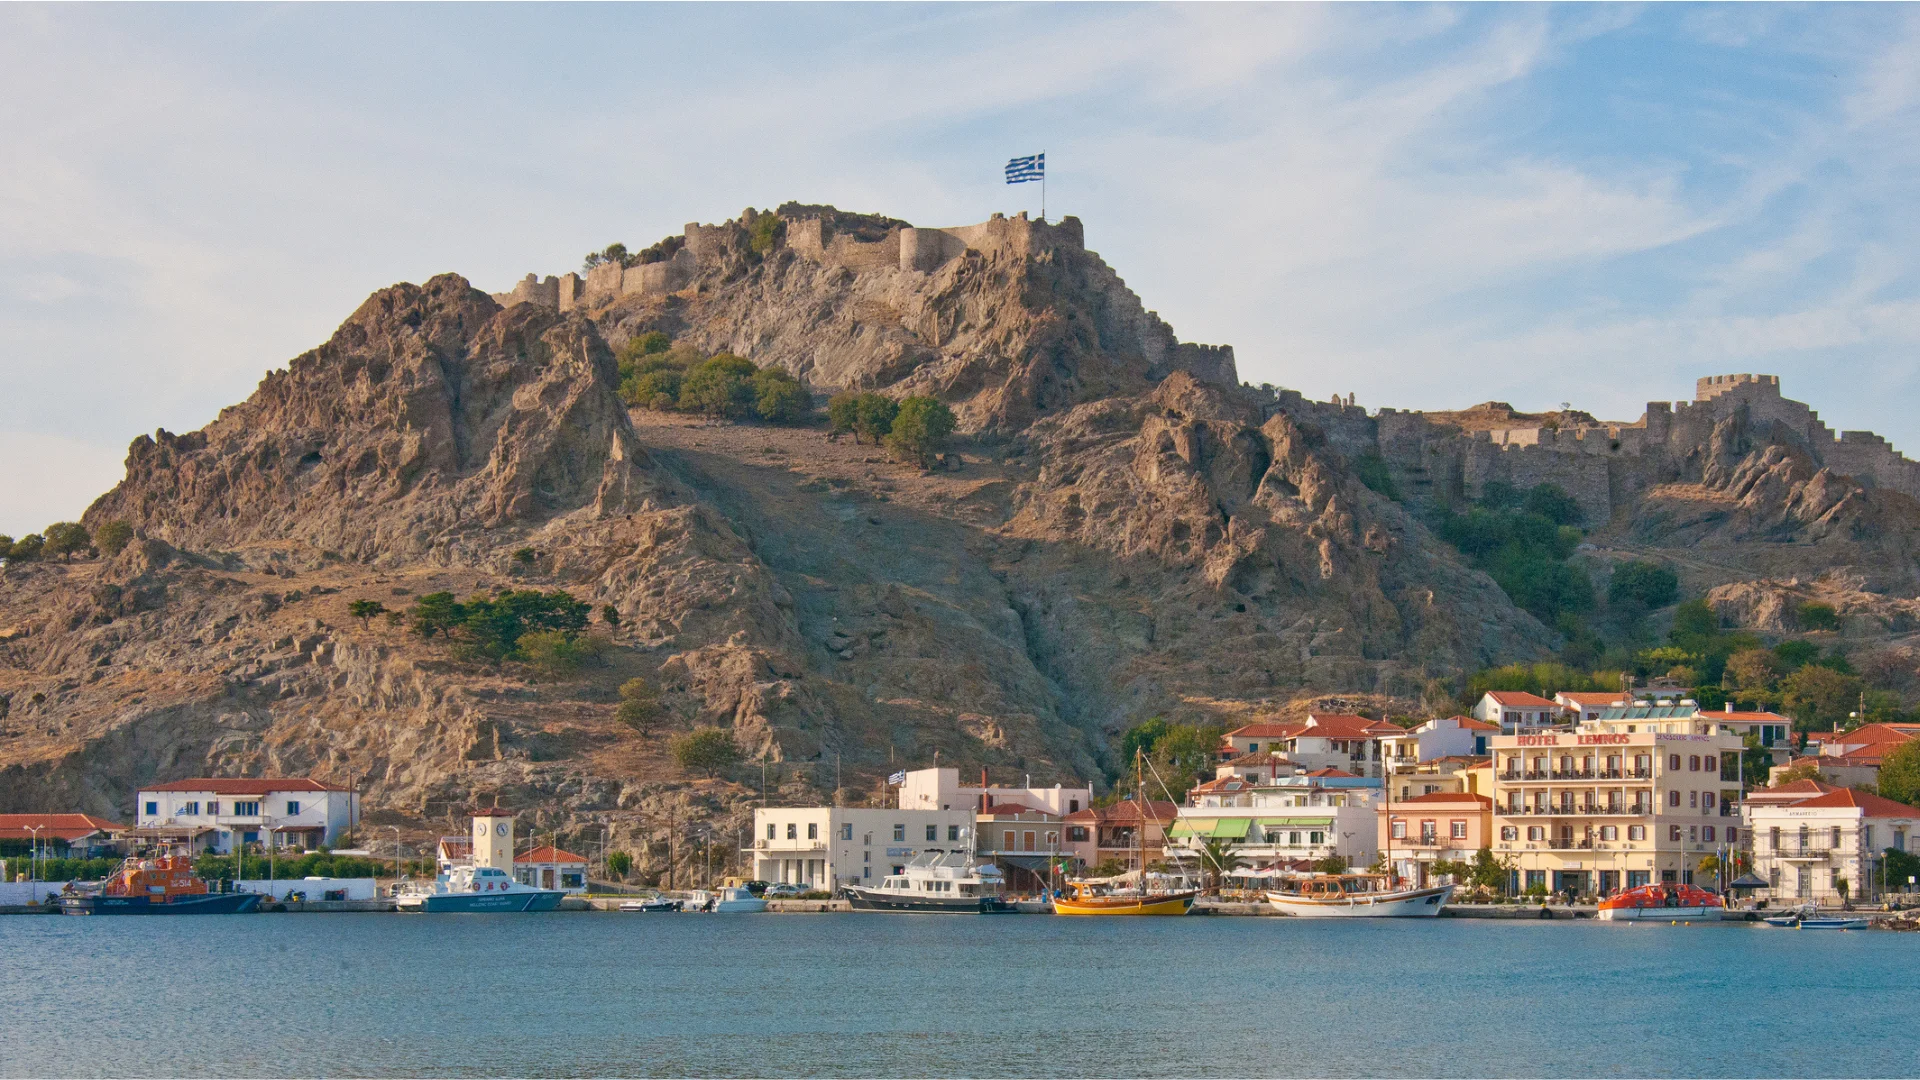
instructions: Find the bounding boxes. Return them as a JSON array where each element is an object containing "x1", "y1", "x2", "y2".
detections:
[
  {"x1": 388, "y1": 825, "x2": 402, "y2": 894},
  {"x1": 25, "y1": 825, "x2": 44, "y2": 904}
]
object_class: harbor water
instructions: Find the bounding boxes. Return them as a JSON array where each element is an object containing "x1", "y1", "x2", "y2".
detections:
[{"x1": 4, "y1": 913, "x2": 1914, "y2": 1077}]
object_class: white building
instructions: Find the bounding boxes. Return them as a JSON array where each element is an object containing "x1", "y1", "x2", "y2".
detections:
[
  {"x1": 1167, "y1": 771, "x2": 1381, "y2": 873},
  {"x1": 134, "y1": 778, "x2": 358, "y2": 853},
  {"x1": 749, "y1": 806, "x2": 976, "y2": 889},
  {"x1": 1472, "y1": 692, "x2": 1566, "y2": 733},
  {"x1": 897, "y1": 767, "x2": 1092, "y2": 817},
  {"x1": 1745, "y1": 788, "x2": 1920, "y2": 904},
  {"x1": 1380, "y1": 716, "x2": 1498, "y2": 773},
  {"x1": 1555, "y1": 692, "x2": 1629, "y2": 724}
]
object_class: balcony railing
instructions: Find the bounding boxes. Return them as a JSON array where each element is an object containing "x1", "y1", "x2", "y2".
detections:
[
  {"x1": 1501, "y1": 805, "x2": 1650, "y2": 816},
  {"x1": 753, "y1": 839, "x2": 828, "y2": 851}
]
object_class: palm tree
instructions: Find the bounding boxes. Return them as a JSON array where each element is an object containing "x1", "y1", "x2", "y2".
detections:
[{"x1": 1196, "y1": 837, "x2": 1247, "y2": 895}]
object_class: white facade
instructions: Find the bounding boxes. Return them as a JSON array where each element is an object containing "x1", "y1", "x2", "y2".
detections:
[
  {"x1": 1168, "y1": 777, "x2": 1381, "y2": 870},
  {"x1": 134, "y1": 780, "x2": 357, "y2": 854},
  {"x1": 749, "y1": 807, "x2": 976, "y2": 889},
  {"x1": 1381, "y1": 716, "x2": 1496, "y2": 772},
  {"x1": 1745, "y1": 795, "x2": 1919, "y2": 904},
  {"x1": 1473, "y1": 692, "x2": 1566, "y2": 732},
  {"x1": 896, "y1": 768, "x2": 1092, "y2": 817}
]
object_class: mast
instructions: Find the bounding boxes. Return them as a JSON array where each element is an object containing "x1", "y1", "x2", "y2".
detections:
[{"x1": 1134, "y1": 748, "x2": 1145, "y2": 895}]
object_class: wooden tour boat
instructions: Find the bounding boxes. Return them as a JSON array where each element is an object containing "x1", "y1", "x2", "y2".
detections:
[{"x1": 1266, "y1": 874, "x2": 1452, "y2": 917}]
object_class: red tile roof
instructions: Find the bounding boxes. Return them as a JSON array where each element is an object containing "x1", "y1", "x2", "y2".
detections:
[
  {"x1": 1188, "y1": 778, "x2": 1249, "y2": 795},
  {"x1": 1450, "y1": 716, "x2": 1501, "y2": 731},
  {"x1": 1389, "y1": 792, "x2": 1492, "y2": 807},
  {"x1": 1482, "y1": 691, "x2": 1562, "y2": 708},
  {"x1": 1221, "y1": 750, "x2": 1294, "y2": 767},
  {"x1": 1783, "y1": 790, "x2": 1920, "y2": 818},
  {"x1": 1762, "y1": 779, "x2": 1840, "y2": 796},
  {"x1": 1700, "y1": 710, "x2": 1791, "y2": 723},
  {"x1": 139, "y1": 778, "x2": 349, "y2": 794},
  {"x1": 1556, "y1": 692, "x2": 1628, "y2": 707},
  {"x1": 978, "y1": 802, "x2": 1053, "y2": 818},
  {"x1": 1064, "y1": 800, "x2": 1179, "y2": 825},
  {"x1": 516, "y1": 845, "x2": 588, "y2": 865},
  {"x1": 1223, "y1": 722, "x2": 1300, "y2": 740},
  {"x1": 0, "y1": 813, "x2": 127, "y2": 842},
  {"x1": 1304, "y1": 767, "x2": 1358, "y2": 778},
  {"x1": 1303, "y1": 713, "x2": 1401, "y2": 736}
]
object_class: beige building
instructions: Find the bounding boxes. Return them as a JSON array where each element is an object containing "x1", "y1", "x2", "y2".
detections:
[
  {"x1": 749, "y1": 807, "x2": 975, "y2": 889},
  {"x1": 1489, "y1": 708, "x2": 1745, "y2": 896},
  {"x1": 1380, "y1": 792, "x2": 1494, "y2": 888},
  {"x1": 1745, "y1": 788, "x2": 1920, "y2": 904}
]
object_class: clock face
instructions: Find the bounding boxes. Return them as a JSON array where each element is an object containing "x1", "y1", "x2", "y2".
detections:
[
  {"x1": 475, "y1": 822, "x2": 486, "y2": 837},
  {"x1": 496, "y1": 823, "x2": 508, "y2": 836}
]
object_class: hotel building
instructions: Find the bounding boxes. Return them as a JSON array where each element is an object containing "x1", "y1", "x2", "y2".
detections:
[{"x1": 1489, "y1": 708, "x2": 1746, "y2": 896}]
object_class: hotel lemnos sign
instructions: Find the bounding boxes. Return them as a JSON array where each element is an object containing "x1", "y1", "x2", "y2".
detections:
[{"x1": 1512, "y1": 733, "x2": 1712, "y2": 746}]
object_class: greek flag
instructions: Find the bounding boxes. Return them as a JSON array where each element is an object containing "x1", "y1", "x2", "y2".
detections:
[
  {"x1": 887, "y1": 770, "x2": 906, "y2": 786},
  {"x1": 1005, "y1": 153, "x2": 1044, "y2": 184}
]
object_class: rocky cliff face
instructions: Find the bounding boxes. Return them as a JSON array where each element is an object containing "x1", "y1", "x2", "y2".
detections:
[{"x1": 5, "y1": 204, "x2": 1916, "y2": 863}]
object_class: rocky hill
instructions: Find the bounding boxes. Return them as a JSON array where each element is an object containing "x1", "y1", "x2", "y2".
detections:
[{"x1": 4, "y1": 204, "x2": 1918, "y2": 869}]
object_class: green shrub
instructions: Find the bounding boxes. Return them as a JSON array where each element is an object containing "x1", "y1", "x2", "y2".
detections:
[
  {"x1": 752, "y1": 367, "x2": 808, "y2": 423},
  {"x1": 749, "y1": 213, "x2": 783, "y2": 254},
  {"x1": 606, "y1": 851, "x2": 633, "y2": 878},
  {"x1": 1608, "y1": 560, "x2": 1678, "y2": 608},
  {"x1": 42, "y1": 522, "x2": 92, "y2": 561},
  {"x1": 347, "y1": 599, "x2": 387, "y2": 628},
  {"x1": 1798, "y1": 601, "x2": 1840, "y2": 632},
  {"x1": 673, "y1": 728, "x2": 743, "y2": 778},
  {"x1": 827, "y1": 393, "x2": 860, "y2": 439},
  {"x1": 408, "y1": 589, "x2": 593, "y2": 664},
  {"x1": 516, "y1": 629, "x2": 608, "y2": 677},
  {"x1": 615, "y1": 677, "x2": 661, "y2": 736},
  {"x1": 92, "y1": 520, "x2": 134, "y2": 557},
  {"x1": 7, "y1": 533, "x2": 45, "y2": 561},
  {"x1": 679, "y1": 354, "x2": 759, "y2": 418},
  {"x1": 884, "y1": 396, "x2": 956, "y2": 468},
  {"x1": 853, "y1": 394, "x2": 898, "y2": 444},
  {"x1": 624, "y1": 368, "x2": 683, "y2": 410},
  {"x1": 1355, "y1": 453, "x2": 1400, "y2": 500}
]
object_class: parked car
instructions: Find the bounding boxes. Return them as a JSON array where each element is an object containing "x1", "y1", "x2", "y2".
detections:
[{"x1": 763, "y1": 883, "x2": 802, "y2": 898}]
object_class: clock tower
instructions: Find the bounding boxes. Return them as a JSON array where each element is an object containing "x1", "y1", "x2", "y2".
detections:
[{"x1": 472, "y1": 810, "x2": 515, "y2": 872}]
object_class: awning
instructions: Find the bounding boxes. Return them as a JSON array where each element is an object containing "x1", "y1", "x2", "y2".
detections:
[
  {"x1": 1169, "y1": 820, "x2": 1216, "y2": 839},
  {"x1": 1728, "y1": 873, "x2": 1770, "y2": 890},
  {"x1": 1211, "y1": 818, "x2": 1252, "y2": 839},
  {"x1": 1257, "y1": 817, "x2": 1334, "y2": 828}
]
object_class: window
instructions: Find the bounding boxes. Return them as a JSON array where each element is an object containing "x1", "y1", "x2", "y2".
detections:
[
  {"x1": 1703, "y1": 826, "x2": 1715, "y2": 842},
  {"x1": 862, "y1": 866, "x2": 871, "y2": 879},
  {"x1": 1770, "y1": 826, "x2": 1781, "y2": 851},
  {"x1": 1420, "y1": 819, "x2": 1437, "y2": 843},
  {"x1": 1703, "y1": 792, "x2": 1715, "y2": 810},
  {"x1": 1865, "y1": 825, "x2": 1874, "y2": 849},
  {"x1": 1831, "y1": 826, "x2": 1842, "y2": 849},
  {"x1": 206, "y1": 801, "x2": 219, "y2": 816},
  {"x1": 1628, "y1": 825, "x2": 1646, "y2": 841},
  {"x1": 1668, "y1": 754, "x2": 1681, "y2": 771},
  {"x1": 1600, "y1": 825, "x2": 1618, "y2": 841},
  {"x1": 144, "y1": 801, "x2": 158, "y2": 817},
  {"x1": 1003, "y1": 831, "x2": 1016, "y2": 850},
  {"x1": 234, "y1": 801, "x2": 260, "y2": 816},
  {"x1": 1527, "y1": 826, "x2": 1545, "y2": 841},
  {"x1": 1688, "y1": 755, "x2": 1700, "y2": 772},
  {"x1": 840, "y1": 823, "x2": 853, "y2": 840},
  {"x1": 767, "y1": 823, "x2": 776, "y2": 840},
  {"x1": 926, "y1": 824, "x2": 937, "y2": 842},
  {"x1": 1067, "y1": 826, "x2": 1088, "y2": 842},
  {"x1": 807, "y1": 823, "x2": 818, "y2": 840},
  {"x1": 1451, "y1": 819, "x2": 1468, "y2": 840},
  {"x1": 242, "y1": 831, "x2": 259, "y2": 844},
  {"x1": 786, "y1": 823, "x2": 797, "y2": 840},
  {"x1": 1046, "y1": 832, "x2": 1058, "y2": 848},
  {"x1": 285, "y1": 800, "x2": 300, "y2": 816},
  {"x1": 1288, "y1": 831, "x2": 1301, "y2": 846},
  {"x1": 1248, "y1": 742, "x2": 1259, "y2": 753},
  {"x1": 1703, "y1": 755, "x2": 1717, "y2": 773},
  {"x1": 1391, "y1": 821, "x2": 1406, "y2": 839},
  {"x1": 181, "y1": 801, "x2": 199, "y2": 816},
  {"x1": 1669, "y1": 790, "x2": 1681, "y2": 807},
  {"x1": 1309, "y1": 831, "x2": 1325, "y2": 845},
  {"x1": 1670, "y1": 825, "x2": 1682, "y2": 842},
  {"x1": 1689, "y1": 791, "x2": 1697, "y2": 809},
  {"x1": 948, "y1": 825, "x2": 960, "y2": 842},
  {"x1": 1069, "y1": 799, "x2": 1080, "y2": 813},
  {"x1": 1726, "y1": 827, "x2": 1737, "y2": 844},
  {"x1": 1500, "y1": 826, "x2": 1518, "y2": 841},
  {"x1": 1897, "y1": 829, "x2": 1908, "y2": 851},
  {"x1": 893, "y1": 824, "x2": 905, "y2": 842}
]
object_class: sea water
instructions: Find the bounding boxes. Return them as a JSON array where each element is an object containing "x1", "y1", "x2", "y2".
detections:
[{"x1": 2, "y1": 913, "x2": 1913, "y2": 1077}]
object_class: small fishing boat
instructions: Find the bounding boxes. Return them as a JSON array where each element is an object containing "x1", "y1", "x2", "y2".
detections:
[
  {"x1": 1765, "y1": 907, "x2": 1870, "y2": 930},
  {"x1": 395, "y1": 864, "x2": 566, "y2": 913},
  {"x1": 682, "y1": 887, "x2": 766, "y2": 913},
  {"x1": 1053, "y1": 882, "x2": 1197, "y2": 916},
  {"x1": 843, "y1": 848, "x2": 1012, "y2": 913},
  {"x1": 1266, "y1": 874, "x2": 1452, "y2": 918},
  {"x1": 61, "y1": 853, "x2": 260, "y2": 915},
  {"x1": 1597, "y1": 883, "x2": 1723, "y2": 922},
  {"x1": 617, "y1": 896, "x2": 682, "y2": 912}
]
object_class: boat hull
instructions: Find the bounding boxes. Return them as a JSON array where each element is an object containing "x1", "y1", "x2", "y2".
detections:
[
  {"x1": 1052, "y1": 891, "x2": 1196, "y2": 916},
  {"x1": 843, "y1": 886, "x2": 1009, "y2": 913},
  {"x1": 1266, "y1": 884, "x2": 1452, "y2": 918},
  {"x1": 403, "y1": 890, "x2": 566, "y2": 913},
  {"x1": 1597, "y1": 904, "x2": 1721, "y2": 922},
  {"x1": 1798, "y1": 917, "x2": 1870, "y2": 930},
  {"x1": 62, "y1": 892, "x2": 261, "y2": 916}
]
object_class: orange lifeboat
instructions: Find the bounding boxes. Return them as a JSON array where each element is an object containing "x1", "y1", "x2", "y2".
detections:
[
  {"x1": 1596, "y1": 883, "x2": 1723, "y2": 922},
  {"x1": 62, "y1": 854, "x2": 262, "y2": 915}
]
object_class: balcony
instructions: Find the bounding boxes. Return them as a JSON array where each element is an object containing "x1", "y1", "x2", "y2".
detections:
[
  {"x1": 753, "y1": 839, "x2": 828, "y2": 852},
  {"x1": 1546, "y1": 840, "x2": 1595, "y2": 850}
]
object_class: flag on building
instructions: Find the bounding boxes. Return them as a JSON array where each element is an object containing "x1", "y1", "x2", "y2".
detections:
[
  {"x1": 887, "y1": 770, "x2": 906, "y2": 786},
  {"x1": 1005, "y1": 153, "x2": 1044, "y2": 184}
]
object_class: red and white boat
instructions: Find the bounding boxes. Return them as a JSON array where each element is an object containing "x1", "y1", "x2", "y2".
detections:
[{"x1": 1597, "y1": 883, "x2": 1723, "y2": 921}]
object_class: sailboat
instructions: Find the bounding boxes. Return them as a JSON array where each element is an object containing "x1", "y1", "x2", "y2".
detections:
[{"x1": 1053, "y1": 751, "x2": 1197, "y2": 916}]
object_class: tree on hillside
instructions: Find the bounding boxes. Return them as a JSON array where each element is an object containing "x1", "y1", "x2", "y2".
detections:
[
  {"x1": 679, "y1": 354, "x2": 759, "y2": 418},
  {"x1": 615, "y1": 677, "x2": 662, "y2": 737},
  {"x1": 827, "y1": 393, "x2": 860, "y2": 440},
  {"x1": 515, "y1": 629, "x2": 607, "y2": 678},
  {"x1": 606, "y1": 850, "x2": 633, "y2": 879},
  {"x1": 885, "y1": 395, "x2": 957, "y2": 469},
  {"x1": 1608, "y1": 560, "x2": 1678, "y2": 608},
  {"x1": 600, "y1": 604, "x2": 621, "y2": 628},
  {"x1": 92, "y1": 520, "x2": 134, "y2": 557},
  {"x1": 42, "y1": 522, "x2": 90, "y2": 561},
  {"x1": 852, "y1": 394, "x2": 898, "y2": 445},
  {"x1": 7, "y1": 534, "x2": 45, "y2": 561},
  {"x1": 673, "y1": 728, "x2": 741, "y2": 779},
  {"x1": 1878, "y1": 739, "x2": 1920, "y2": 807},
  {"x1": 1781, "y1": 664, "x2": 1863, "y2": 733},
  {"x1": 751, "y1": 367, "x2": 807, "y2": 423},
  {"x1": 1798, "y1": 602, "x2": 1840, "y2": 632},
  {"x1": 347, "y1": 599, "x2": 387, "y2": 629},
  {"x1": 410, "y1": 592, "x2": 462, "y2": 638}
]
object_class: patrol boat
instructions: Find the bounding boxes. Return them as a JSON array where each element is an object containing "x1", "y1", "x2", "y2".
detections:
[{"x1": 395, "y1": 864, "x2": 565, "y2": 913}]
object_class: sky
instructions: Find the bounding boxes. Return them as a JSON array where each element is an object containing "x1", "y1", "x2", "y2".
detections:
[{"x1": 4, "y1": 2, "x2": 1919, "y2": 537}]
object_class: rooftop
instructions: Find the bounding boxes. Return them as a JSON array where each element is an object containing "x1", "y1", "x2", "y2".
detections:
[
  {"x1": 0, "y1": 813, "x2": 127, "y2": 842},
  {"x1": 1390, "y1": 792, "x2": 1493, "y2": 807},
  {"x1": 139, "y1": 777, "x2": 350, "y2": 795},
  {"x1": 1780, "y1": 789, "x2": 1920, "y2": 818},
  {"x1": 517, "y1": 845, "x2": 588, "y2": 865},
  {"x1": 1482, "y1": 691, "x2": 1562, "y2": 708}
]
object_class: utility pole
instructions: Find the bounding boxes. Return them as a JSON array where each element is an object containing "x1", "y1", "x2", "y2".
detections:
[{"x1": 25, "y1": 825, "x2": 42, "y2": 904}]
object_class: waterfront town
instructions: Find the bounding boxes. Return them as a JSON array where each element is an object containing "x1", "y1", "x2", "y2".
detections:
[{"x1": 7, "y1": 687, "x2": 1918, "y2": 922}]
